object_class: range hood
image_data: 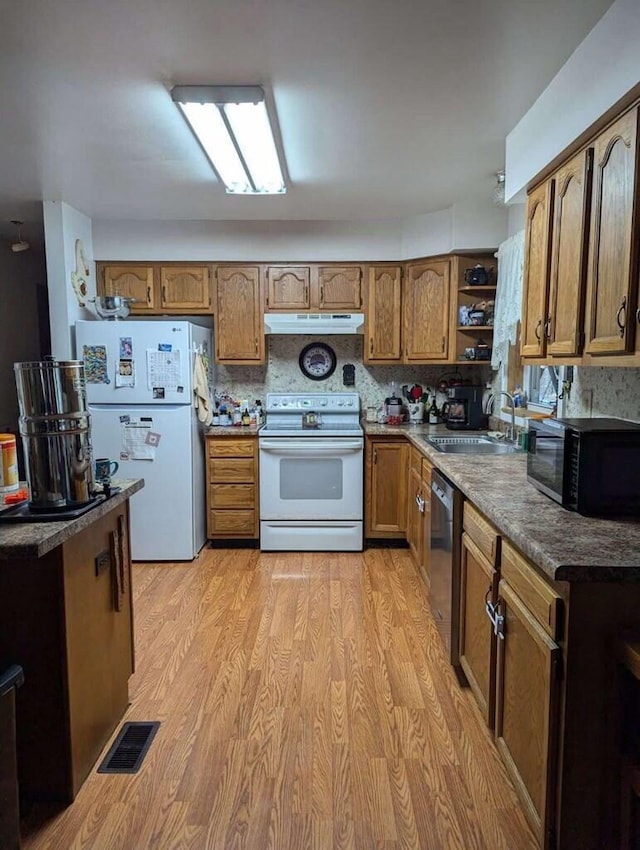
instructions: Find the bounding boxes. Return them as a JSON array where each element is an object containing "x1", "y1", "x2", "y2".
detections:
[{"x1": 264, "y1": 313, "x2": 365, "y2": 335}]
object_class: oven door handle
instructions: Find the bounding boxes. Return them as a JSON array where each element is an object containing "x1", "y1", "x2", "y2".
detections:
[{"x1": 259, "y1": 439, "x2": 363, "y2": 453}]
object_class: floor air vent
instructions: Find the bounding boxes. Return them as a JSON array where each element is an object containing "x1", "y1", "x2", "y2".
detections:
[{"x1": 97, "y1": 721, "x2": 160, "y2": 774}]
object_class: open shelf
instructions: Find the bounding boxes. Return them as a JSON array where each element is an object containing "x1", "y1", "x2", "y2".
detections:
[
  {"x1": 457, "y1": 325, "x2": 493, "y2": 332},
  {"x1": 459, "y1": 285, "x2": 497, "y2": 294}
]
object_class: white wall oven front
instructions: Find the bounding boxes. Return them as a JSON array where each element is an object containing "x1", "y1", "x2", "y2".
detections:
[{"x1": 259, "y1": 436, "x2": 363, "y2": 551}]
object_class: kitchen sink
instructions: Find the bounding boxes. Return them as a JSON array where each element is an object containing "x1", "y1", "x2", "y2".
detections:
[{"x1": 423, "y1": 434, "x2": 521, "y2": 454}]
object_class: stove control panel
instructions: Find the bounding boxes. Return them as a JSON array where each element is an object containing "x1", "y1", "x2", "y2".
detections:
[{"x1": 266, "y1": 393, "x2": 360, "y2": 413}]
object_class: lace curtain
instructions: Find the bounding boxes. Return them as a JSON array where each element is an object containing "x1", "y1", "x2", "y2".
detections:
[{"x1": 491, "y1": 229, "x2": 525, "y2": 370}]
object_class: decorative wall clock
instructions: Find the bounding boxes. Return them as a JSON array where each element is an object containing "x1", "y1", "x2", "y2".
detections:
[{"x1": 298, "y1": 342, "x2": 337, "y2": 381}]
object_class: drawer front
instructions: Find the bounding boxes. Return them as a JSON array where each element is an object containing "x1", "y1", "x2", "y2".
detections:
[
  {"x1": 209, "y1": 457, "x2": 254, "y2": 482},
  {"x1": 501, "y1": 540, "x2": 562, "y2": 640},
  {"x1": 207, "y1": 438, "x2": 255, "y2": 458},
  {"x1": 211, "y1": 483, "x2": 255, "y2": 509},
  {"x1": 463, "y1": 501, "x2": 499, "y2": 565},
  {"x1": 209, "y1": 509, "x2": 255, "y2": 535}
]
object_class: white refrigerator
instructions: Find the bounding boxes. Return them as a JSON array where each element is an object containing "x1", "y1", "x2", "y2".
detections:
[{"x1": 75, "y1": 319, "x2": 213, "y2": 561}]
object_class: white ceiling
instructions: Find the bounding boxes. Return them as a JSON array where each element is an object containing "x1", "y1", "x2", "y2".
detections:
[{"x1": 0, "y1": 0, "x2": 613, "y2": 246}]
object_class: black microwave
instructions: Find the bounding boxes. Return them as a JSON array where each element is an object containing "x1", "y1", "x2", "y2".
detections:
[{"x1": 527, "y1": 417, "x2": 640, "y2": 516}]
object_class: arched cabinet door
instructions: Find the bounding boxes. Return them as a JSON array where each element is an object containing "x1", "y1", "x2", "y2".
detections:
[
  {"x1": 214, "y1": 266, "x2": 264, "y2": 364},
  {"x1": 546, "y1": 149, "x2": 592, "y2": 357},
  {"x1": 585, "y1": 107, "x2": 639, "y2": 355},
  {"x1": 404, "y1": 259, "x2": 451, "y2": 362},
  {"x1": 521, "y1": 181, "x2": 554, "y2": 358}
]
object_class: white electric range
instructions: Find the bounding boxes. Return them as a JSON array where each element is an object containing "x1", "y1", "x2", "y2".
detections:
[{"x1": 259, "y1": 392, "x2": 363, "y2": 551}]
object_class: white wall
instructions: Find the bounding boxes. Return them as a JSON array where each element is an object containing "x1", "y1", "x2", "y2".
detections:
[
  {"x1": 93, "y1": 206, "x2": 507, "y2": 263},
  {"x1": 399, "y1": 209, "x2": 452, "y2": 259},
  {"x1": 507, "y1": 204, "x2": 525, "y2": 238},
  {"x1": 43, "y1": 201, "x2": 96, "y2": 359},
  {"x1": 0, "y1": 249, "x2": 46, "y2": 431},
  {"x1": 92, "y1": 219, "x2": 402, "y2": 262},
  {"x1": 450, "y1": 201, "x2": 508, "y2": 251},
  {"x1": 506, "y1": 0, "x2": 640, "y2": 199}
]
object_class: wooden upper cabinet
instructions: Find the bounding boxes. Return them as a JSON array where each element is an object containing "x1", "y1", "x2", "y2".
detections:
[
  {"x1": 585, "y1": 107, "x2": 640, "y2": 355},
  {"x1": 159, "y1": 265, "x2": 211, "y2": 312},
  {"x1": 521, "y1": 181, "x2": 554, "y2": 358},
  {"x1": 317, "y1": 266, "x2": 362, "y2": 310},
  {"x1": 266, "y1": 266, "x2": 310, "y2": 310},
  {"x1": 99, "y1": 264, "x2": 156, "y2": 312},
  {"x1": 364, "y1": 265, "x2": 402, "y2": 362},
  {"x1": 404, "y1": 259, "x2": 450, "y2": 361},
  {"x1": 546, "y1": 150, "x2": 592, "y2": 357},
  {"x1": 214, "y1": 266, "x2": 264, "y2": 364}
]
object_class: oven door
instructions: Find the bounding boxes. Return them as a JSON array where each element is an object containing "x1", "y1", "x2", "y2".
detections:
[{"x1": 259, "y1": 437, "x2": 363, "y2": 521}]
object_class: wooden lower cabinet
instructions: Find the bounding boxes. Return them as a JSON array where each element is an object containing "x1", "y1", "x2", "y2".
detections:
[
  {"x1": 406, "y1": 448, "x2": 423, "y2": 563},
  {"x1": 206, "y1": 435, "x2": 259, "y2": 539},
  {"x1": 495, "y1": 578, "x2": 561, "y2": 847},
  {"x1": 459, "y1": 501, "x2": 500, "y2": 726},
  {"x1": 420, "y1": 457, "x2": 432, "y2": 585},
  {"x1": 0, "y1": 501, "x2": 134, "y2": 802},
  {"x1": 365, "y1": 437, "x2": 408, "y2": 538},
  {"x1": 493, "y1": 540, "x2": 562, "y2": 849},
  {"x1": 459, "y1": 531, "x2": 499, "y2": 727}
]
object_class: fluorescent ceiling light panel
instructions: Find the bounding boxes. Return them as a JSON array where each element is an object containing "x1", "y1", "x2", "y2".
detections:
[
  {"x1": 223, "y1": 101, "x2": 285, "y2": 194},
  {"x1": 177, "y1": 103, "x2": 251, "y2": 193},
  {"x1": 172, "y1": 85, "x2": 286, "y2": 195}
]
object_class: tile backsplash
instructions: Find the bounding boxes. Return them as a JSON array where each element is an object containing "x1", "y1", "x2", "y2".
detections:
[
  {"x1": 214, "y1": 335, "x2": 488, "y2": 411},
  {"x1": 564, "y1": 366, "x2": 640, "y2": 422}
]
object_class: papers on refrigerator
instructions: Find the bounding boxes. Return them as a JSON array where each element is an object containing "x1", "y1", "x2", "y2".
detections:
[
  {"x1": 147, "y1": 348, "x2": 182, "y2": 391},
  {"x1": 119, "y1": 416, "x2": 159, "y2": 461}
]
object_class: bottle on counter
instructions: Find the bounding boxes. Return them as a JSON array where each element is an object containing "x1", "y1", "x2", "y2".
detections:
[
  {"x1": 255, "y1": 400, "x2": 264, "y2": 426},
  {"x1": 241, "y1": 407, "x2": 251, "y2": 426},
  {"x1": 428, "y1": 398, "x2": 439, "y2": 424},
  {"x1": 232, "y1": 405, "x2": 242, "y2": 426}
]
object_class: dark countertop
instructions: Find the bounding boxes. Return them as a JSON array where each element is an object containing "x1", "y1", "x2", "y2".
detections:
[
  {"x1": 0, "y1": 478, "x2": 144, "y2": 560},
  {"x1": 363, "y1": 422, "x2": 640, "y2": 583}
]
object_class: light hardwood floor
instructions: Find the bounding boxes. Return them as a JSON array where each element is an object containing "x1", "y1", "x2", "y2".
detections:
[{"x1": 21, "y1": 547, "x2": 537, "y2": 850}]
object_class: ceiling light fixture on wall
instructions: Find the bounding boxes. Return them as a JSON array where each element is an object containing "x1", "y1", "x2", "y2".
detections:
[
  {"x1": 171, "y1": 85, "x2": 286, "y2": 195},
  {"x1": 493, "y1": 170, "x2": 506, "y2": 206},
  {"x1": 9, "y1": 220, "x2": 29, "y2": 252}
]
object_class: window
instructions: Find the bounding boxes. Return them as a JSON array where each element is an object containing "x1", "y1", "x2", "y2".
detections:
[{"x1": 525, "y1": 365, "x2": 558, "y2": 409}]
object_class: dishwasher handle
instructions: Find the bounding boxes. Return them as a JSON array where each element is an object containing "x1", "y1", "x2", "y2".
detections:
[{"x1": 431, "y1": 479, "x2": 453, "y2": 511}]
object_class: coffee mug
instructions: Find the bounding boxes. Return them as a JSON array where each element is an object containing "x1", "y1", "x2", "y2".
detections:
[{"x1": 95, "y1": 458, "x2": 119, "y2": 481}]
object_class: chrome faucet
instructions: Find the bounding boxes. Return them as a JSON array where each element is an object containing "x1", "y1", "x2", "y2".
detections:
[{"x1": 485, "y1": 391, "x2": 516, "y2": 442}]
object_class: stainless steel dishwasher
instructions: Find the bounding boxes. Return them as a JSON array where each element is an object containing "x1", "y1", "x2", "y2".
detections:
[{"x1": 430, "y1": 468, "x2": 463, "y2": 665}]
